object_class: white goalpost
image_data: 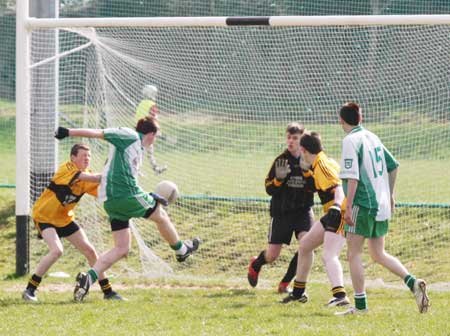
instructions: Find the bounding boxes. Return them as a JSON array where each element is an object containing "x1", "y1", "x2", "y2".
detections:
[{"x1": 17, "y1": 6, "x2": 450, "y2": 286}]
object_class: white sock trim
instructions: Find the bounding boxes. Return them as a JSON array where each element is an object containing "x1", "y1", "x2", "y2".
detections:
[{"x1": 175, "y1": 243, "x2": 188, "y2": 255}]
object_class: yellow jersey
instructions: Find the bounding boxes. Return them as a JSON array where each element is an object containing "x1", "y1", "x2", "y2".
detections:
[
  {"x1": 135, "y1": 99, "x2": 157, "y2": 123},
  {"x1": 32, "y1": 161, "x2": 99, "y2": 227},
  {"x1": 304, "y1": 151, "x2": 347, "y2": 213}
]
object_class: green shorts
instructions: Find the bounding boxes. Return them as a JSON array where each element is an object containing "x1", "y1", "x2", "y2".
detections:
[
  {"x1": 344, "y1": 205, "x2": 388, "y2": 238},
  {"x1": 103, "y1": 192, "x2": 157, "y2": 223}
]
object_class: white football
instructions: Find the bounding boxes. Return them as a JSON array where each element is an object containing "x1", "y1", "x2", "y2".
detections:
[{"x1": 154, "y1": 180, "x2": 179, "y2": 205}]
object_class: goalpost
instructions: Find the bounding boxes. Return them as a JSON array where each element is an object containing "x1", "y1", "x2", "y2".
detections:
[{"x1": 17, "y1": 4, "x2": 450, "y2": 286}]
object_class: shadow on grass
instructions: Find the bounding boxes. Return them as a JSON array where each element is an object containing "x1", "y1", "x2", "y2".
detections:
[
  {"x1": 206, "y1": 289, "x2": 256, "y2": 298},
  {"x1": 3, "y1": 273, "x2": 22, "y2": 280},
  {"x1": 0, "y1": 297, "x2": 85, "y2": 307}
]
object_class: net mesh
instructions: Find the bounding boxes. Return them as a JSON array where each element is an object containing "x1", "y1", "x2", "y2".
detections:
[{"x1": 28, "y1": 24, "x2": 450, "y2": 286}]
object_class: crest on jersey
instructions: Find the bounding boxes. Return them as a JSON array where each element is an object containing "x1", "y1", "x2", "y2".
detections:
[{"x1": 344, "y1": 159, "x2": 353, "y2": 169}]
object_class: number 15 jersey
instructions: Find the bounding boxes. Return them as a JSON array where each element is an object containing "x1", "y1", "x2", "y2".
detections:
[{"x1": 339, "y1": 125, "x2": 399, "y2": 221}]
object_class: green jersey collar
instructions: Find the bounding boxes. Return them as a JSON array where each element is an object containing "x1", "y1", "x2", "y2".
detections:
[{"x1": 349, "y1": 125, "x2": 364, "y2": 134}]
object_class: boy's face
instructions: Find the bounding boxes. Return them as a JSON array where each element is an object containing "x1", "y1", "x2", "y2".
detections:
[
  {"x1": 299, "y1": 146, "x2": 312, "y2": 164},
  {"x1": 142, "y1": 132, "x2": 157, "y2": 148},
  {"x1": 286, "y1": 132, "x2": 301, "y2": 153},
  {"x1": 71, "y1": 149, "x2": 91, "y2": 170}
]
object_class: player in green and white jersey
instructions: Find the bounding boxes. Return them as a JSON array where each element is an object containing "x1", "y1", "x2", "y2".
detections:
[
  {"x1": 336, "y1": 102, "x2": 429, "y2": 315},
  {"x1": 55, "y1": 117, "x2": 200, "y2": 301}
]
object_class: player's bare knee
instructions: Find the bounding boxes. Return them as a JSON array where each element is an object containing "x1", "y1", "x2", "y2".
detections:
[
  {"x1": 150, "y1": 204, "x2": 169, "y2": 225},
  {"x1": 346, "y1": 249, "x2": 357, "y2": 262},
  {"x1": 369, "y1": 250, "x2": 385, "y2": 264},
  {"x1": 50, "y1": 247, "x2": 63, "y2": 259},
  {"x1": 322, "y1": 251, "x2": 334, "y2": 264},
  {"x1": 116, "y1": 245, "x2": 130, "y2": 259},
  {"x1": 83, "y1": 245, "x2": 98, "y2": 262}
]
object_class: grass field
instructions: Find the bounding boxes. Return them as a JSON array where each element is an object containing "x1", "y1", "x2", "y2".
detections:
[
  {"x1": 1, "y1": 100, "x2": 450, "y2": 335},
  {"x1": 0, "y1": 280, "x2": 449, "y2": 336}
]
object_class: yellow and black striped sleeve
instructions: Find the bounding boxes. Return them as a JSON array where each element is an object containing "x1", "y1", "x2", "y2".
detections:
[
  {"x1": 312, "y1": 154, "x2": 342, "y2": 210},
  {"x1": 313, "y1": 155, "x2": 341, "y2": 192}
]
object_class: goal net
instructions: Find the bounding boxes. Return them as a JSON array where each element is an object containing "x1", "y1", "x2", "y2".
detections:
[{"x1": 24, "y1": 17, "x2": 450, "y2": 287}]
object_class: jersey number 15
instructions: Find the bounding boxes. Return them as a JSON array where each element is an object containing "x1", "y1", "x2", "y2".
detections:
[{"x1": 369, "y1": 146, "x2": 384, "y2": 178}]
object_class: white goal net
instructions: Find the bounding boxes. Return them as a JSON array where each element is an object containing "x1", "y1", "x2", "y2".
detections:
[{"x1": 25, "y1": 18, "x2": 450, "y2": 287}]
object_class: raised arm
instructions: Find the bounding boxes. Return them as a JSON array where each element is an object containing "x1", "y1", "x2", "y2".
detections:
[
  {"x1": 55, "y1": 126, "x2": 104, "y2": 140},
  {"x1": 265, "y1": 159, "x2": 289, "y2": 196},
  {"x1": 78, "y1": 172, "x2": 102, "y2": 183},
  {"x1": 70, "y1": 129, "x2": 104, "y2": 139}
]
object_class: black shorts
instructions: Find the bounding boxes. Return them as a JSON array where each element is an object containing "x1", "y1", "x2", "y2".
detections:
[
  {"x1": 110, "y1": 219, "x2": 130, "y2": 231},
  {"x1": 268, "y1": 208, "x2": 314, "y2": 245},
  {"x1": 109, "y1": 205, "x2": 158, "y2": 232},
  {"x1": 36, "y1": 221, "x2": 80, "y2": 239}
]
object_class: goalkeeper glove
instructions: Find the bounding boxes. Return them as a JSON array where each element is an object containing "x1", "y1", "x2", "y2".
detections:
[
  {"x1": 55, "y1": 126, "x2": 69, "y2": 140},
  {"x1": 275, "y1": 159, "x2": 291, "y2": 181},
  {"x1": 150, "y1": 192, "x2": 169, "y2": 207},
  {"x1": 320, "y1": 204, "x2": 342, "y2": 231}
]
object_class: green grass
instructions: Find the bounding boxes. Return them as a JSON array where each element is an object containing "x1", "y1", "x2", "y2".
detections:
[
  {"x1": 0, "y1": 282, "x2": 448, "y2": 336},
  {"x1": 0, "y1": 189, "x2": 15, "y2": 276}
]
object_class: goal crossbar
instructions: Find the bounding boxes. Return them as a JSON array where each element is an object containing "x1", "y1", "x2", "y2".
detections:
[{"x1": 26, "y1": 14, "x2": 450, "y2": 29}]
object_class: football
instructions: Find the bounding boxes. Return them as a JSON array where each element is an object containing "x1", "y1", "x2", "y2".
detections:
[{"x1": 154, "y1": 180, "x2": 179, "y2": 205}]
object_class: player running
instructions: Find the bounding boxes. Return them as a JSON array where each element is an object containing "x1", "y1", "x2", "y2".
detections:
[
  {"x1": 281, "y1": 132, "x2": 349, "y2": 307},
  {"x1": 337, "y1": 102, "x2": 429, "y2": 314},
  {"x1": 55, "y1": 117, "x2": 201, "y2": 301},
  {"x1": 22, "y1": 144, "x2": 124, "y2": 302}
]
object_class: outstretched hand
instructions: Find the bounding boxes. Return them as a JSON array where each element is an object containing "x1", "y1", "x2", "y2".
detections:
[
  {"x1": 55, "y1": 126, "x2": 69, "y2": 140},
  {"x1": 275, "y1": 159, "x2": 291, "y2": 181}
]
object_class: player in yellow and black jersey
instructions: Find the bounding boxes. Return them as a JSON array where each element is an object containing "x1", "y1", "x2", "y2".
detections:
[
  {"x1": 247, "y1": 123, "x2": 315, "y2": 293},
  {"x1": 282, "y1": 132, "x2": 350, "y2": 307},
  {"x1": 22, "y1": 144, "x2": 125, "y2": 302}
]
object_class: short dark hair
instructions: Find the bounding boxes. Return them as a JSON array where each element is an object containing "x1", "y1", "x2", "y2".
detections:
[
  {"x1": 70, "y1": 143, "x2": 90, "y2": 157},
  {"x1": 300, "y1": 131, "x2": 323, "y2": 154},
  {"x1": 136, "y1": 116, "x2": 159, "y2": 134},
  {"x1": 339, "y1": 102, "x2": 362, "y2": 126},
  {"x1": 286, "y1": 122, "x2": 305, "y2": 135}
]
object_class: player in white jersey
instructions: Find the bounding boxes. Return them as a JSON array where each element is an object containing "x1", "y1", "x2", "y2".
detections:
[
  {"x1": 336, "y1": 102, "x2": 429, "y2": 315},
  {"x1": 55, "y1": 117, "x2": 201, "y2": 301}
]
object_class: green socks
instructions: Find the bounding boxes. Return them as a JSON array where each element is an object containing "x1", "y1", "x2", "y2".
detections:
[
  {"x1": 171, "y1": 240, "x2": 187, "y2": 255},
  {"x1": 404, "y1": 274, "x2": 416, "y2": 292},
  {"x1": 87, "y1": 269, "x2": 98, "y2": 284},
  {"x1": 354, "y1": 292, "x2": 367, "y2": 310}
]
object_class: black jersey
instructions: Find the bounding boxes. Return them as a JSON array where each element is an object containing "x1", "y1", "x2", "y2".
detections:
[{"x1": 265, "y1": 150, "x2": 314, "y2": 217}]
